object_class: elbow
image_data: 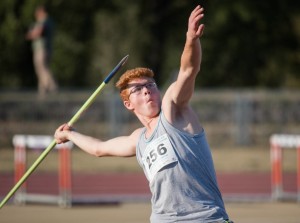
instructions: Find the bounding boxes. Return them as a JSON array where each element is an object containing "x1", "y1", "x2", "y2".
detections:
[
  {"x1": 193, "y1": 66, "x2": 200, "y2": 76},
  {"x1": 92, "y1": 143, "x2": 106, "y2": 157},
  {"x1": 94, "y1": 149, "x2": 105, "y2": 157},
  {"x1": 192, "y1": 60, "x2": 201, "y2": 75}
]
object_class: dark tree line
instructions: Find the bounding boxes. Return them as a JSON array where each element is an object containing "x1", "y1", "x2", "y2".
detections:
[{"x1": 0, "y1": 0, "x2": 299, "y2": 89}]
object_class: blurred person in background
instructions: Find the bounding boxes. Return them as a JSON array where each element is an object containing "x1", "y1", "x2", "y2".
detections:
[
  {"x1": 54, "y1": 5, "x2": 233, "y2": 223},
  {"x1": 26, "y1": 5, "x2": 57, "y2": 98}
]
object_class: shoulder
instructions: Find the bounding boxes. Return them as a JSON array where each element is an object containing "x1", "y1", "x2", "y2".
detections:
[
  {"x1": 129, "y1": 128, "x2": 144, "y2": 142},
  {"x1": 161, "y1": 82, "x2": 175, "y2": 111},
  {"x1": 161, "y1": 82, "x2": 182, "y2": 122}
]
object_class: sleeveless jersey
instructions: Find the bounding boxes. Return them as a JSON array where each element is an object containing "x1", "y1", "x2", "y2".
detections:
[{"x1": 136, "y1": 111, "x2": 228, "y2": 222}]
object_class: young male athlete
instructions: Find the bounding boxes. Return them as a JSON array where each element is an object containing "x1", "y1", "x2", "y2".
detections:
[{"x1": 55, "y1": 5, "x2": 233, "y2": 223}]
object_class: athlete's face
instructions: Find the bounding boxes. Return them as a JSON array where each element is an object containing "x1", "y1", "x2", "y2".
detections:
[{"x1": 124, "y1": 77, "x2": 161, "y2": 118}]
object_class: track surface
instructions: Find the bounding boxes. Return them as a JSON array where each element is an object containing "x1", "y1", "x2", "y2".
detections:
[
  {"x1": 0, "y1": 172, "x2": 297, "y2": 203},
  {"x1": 1, "y1": 172, "x2": 299, "y2": 223}
]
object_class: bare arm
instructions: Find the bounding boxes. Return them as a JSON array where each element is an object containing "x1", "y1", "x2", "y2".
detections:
[
  {"x1": 164, "y1": 5, "x2": 204, "y2": 108},
  {"x1": 26, "y1": 24, "x2": 43, "y2": 40},
  {"x1": 161, "y1": 5, "x2": 204, "y2": 134},
  {"x1": 54, "y1": 124, "x2": 140, "y2": 157}
]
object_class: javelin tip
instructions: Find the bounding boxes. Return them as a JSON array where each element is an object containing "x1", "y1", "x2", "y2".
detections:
[{"x1": 121, "y1": 55, "x2": 129, "y2": 66}]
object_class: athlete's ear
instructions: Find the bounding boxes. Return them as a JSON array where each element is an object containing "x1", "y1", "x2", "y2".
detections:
[{"x1": 124, "y1": 100, "x2": 134, "y2": 111}]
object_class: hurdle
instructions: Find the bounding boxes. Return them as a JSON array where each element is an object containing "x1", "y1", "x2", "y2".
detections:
[
  {"x1": 12, "y1": 135, "x2": 73, "y2": 207},
  {"x1": 270, "y1": 134, "x2": 300, "y2": 202}
]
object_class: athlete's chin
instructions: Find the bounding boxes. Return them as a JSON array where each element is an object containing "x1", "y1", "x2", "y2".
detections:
[
  {"x1": 143, "y1": 105, "x2": 159, "y2": 116},
  {"x1": 150, "y1": 107, "x2": 161, "y2": 117}
]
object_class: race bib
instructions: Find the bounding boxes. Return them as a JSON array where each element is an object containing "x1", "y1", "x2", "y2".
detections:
[{"x1": 142, "y1": 134, "x2": 178, "y2": 181}]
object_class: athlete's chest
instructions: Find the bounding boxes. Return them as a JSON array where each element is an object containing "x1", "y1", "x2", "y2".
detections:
[{"x1": 141, "y1": 133, "x2": 178, "y2": 182}]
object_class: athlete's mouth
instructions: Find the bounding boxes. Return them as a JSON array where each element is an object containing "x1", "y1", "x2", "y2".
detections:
[{"x1": 146, "y1": 97, "x2": 154, "y2": 103}]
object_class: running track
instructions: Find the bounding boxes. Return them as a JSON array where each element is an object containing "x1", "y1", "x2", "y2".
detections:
[{"x1": 0, "y1": 172, "x2": 297, "y2": 204}]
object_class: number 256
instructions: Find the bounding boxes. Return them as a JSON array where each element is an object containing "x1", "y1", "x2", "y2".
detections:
[{"x1": 146, "y1": 143, "x2": 167, "y2": 169}]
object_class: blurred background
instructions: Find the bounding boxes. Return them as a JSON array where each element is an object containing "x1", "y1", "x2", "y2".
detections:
[
  {"x1": 0, "y1": 0, "x2": 300, "y2": 221},
  {"x1": 0, "y1": 0, "x2": 299, "y2": 146},
  {"x1": 0, "y1": 0, "x2": 299, "y2": 90}
]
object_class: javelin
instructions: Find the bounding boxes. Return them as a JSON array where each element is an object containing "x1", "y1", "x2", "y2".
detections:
[{"x1": 0, "y1": 55, "x2": 129, "y2": 209}]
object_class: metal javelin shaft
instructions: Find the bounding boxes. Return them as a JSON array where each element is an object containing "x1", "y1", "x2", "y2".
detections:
[{"x1": 0, "y1": 55, "x2": 129, "y2": 209}]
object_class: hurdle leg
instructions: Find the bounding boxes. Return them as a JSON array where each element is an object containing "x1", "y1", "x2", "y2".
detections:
[
  {"x1": 297, "y1": 146, "x2": 300, "y2": 203},
  {"x1": 58, "y1": 146, "x2": 72, "y2": 207},
  {"x1": 14, "y1": 144, "x2": 27, "y2": 205},
  {"x1": 271, "y1": 143, "x2": 282, "y2": 201}
]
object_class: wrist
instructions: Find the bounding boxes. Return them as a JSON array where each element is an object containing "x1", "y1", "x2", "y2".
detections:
[
  {"x1": 67, "y1": 129, "x2": 75, "y2": 141},
  {"x1": 186, "y1": 33, "x2": 201, "y2": 46}
]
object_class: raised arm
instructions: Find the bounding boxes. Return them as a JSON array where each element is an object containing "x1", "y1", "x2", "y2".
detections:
[
  {"x1": 54, "y1": 124, "x2": 140, "y2": 157},
  {"x1": 164, "y1": 5, "x2": 204, "y2": 107}
]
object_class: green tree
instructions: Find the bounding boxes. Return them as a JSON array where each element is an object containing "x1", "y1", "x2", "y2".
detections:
[
  {"x1": 0, "y1": 0, "x2": 33, "y2": 87},
  {"x1": 0, "y1": 0, "x2": 299, "y2": 89},
  {"x1": 200, "y1": 0, "x2": 300, "y2": 88}
]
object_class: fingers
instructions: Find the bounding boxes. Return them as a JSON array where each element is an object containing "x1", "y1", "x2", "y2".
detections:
[
  {"x1": 188, "y1": 5, "x2": 205, "y2": 38},
  {"x1": 197, "y1": 24, "x2": 205, "y2": 37},
  {"x1": 54, "y1": 123, "x2": 71, "y2": 144},
  {"x1": 192, "y1": 5, "x2": 204, "y2": 17},
  {"x1": 190, "y1": 5, "x2": 204, "y2": 23},
  {"x1": 62, "y1": 124, "x2": 73, "y2": 131}
]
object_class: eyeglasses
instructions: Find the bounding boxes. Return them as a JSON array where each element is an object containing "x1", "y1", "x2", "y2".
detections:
[{"x1": 128, "y1": 82, "x2": 157, "y2": 96}]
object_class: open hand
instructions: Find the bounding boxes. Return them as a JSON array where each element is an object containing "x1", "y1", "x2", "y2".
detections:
[{"x1": 187, "y1": 5, "x2": 205, "y2": 39}]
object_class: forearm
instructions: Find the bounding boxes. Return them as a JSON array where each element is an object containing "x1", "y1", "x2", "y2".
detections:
[
  {"x1": 62, "y1": 130, "x2": 137, "y2": 157},
  {"x1": 26, "y1": 25, "x2": 43, "y2": 40},
  {"x1": 67, "y1": 131, "x2": 104, "y2": 157},
  {"x1": 167, "y1": 5, "x2": 204, "y2": 106},
  {"x1": 180, "y1": 5, "x2": 204, "y2": 78},
  {"x1": 180, "y1": 36, "x2": 202, "y2": 76}
]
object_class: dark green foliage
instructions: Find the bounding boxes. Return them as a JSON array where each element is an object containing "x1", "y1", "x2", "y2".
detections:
[{"x1": 0, "y1": 0, "x2": 299, "y2": 89}]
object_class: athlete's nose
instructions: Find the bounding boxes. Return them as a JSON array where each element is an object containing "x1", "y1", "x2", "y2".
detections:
[{"x1": 143, "y1": 86, "x2": 151, "y2": 95}]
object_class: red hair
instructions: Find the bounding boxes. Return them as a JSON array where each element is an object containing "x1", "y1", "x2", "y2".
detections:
[{"x1": 116, "y1": 67, "x2": 154, "y2": 101}]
